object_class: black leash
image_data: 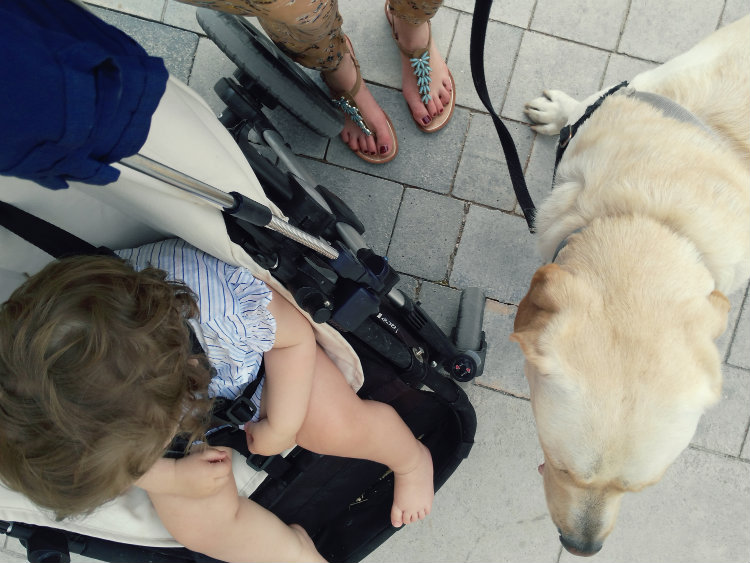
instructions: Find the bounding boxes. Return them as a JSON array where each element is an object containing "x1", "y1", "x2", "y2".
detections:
[{"x1": 470, "y1": 0, "x2": 535, "y2": 232}]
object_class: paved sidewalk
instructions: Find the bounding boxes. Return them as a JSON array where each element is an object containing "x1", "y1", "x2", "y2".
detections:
[{"x1": 4, "y1": 1, "x2": 749, "y2": 562}]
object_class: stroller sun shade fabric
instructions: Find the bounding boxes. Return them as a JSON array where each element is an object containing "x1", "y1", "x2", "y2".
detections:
[{"x1": 0, "y1": 0, "x2": 168, "y2": 190}]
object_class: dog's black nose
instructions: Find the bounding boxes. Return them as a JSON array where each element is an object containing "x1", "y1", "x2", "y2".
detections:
[{"x1": 559, "y1": 534, "x2": 603, "y2": 557}]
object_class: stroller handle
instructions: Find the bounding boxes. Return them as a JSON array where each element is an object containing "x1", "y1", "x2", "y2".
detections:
[{"x1": 120, "y1": 154, "x2": 339, "y2": 259}]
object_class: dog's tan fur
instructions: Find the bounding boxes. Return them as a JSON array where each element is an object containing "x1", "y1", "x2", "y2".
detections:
[{"x1": 513, "y1": 15, "x2": 750, "y2": 556}]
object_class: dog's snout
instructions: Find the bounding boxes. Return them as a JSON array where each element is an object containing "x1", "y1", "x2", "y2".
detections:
[{"x1": 559, "y1": 534, "x2": 603, "y2": 557}]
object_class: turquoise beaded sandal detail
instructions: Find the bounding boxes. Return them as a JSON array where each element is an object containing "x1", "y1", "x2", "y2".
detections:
[
  {"x1": 323, "y1": 35, "x2": 398, "y2": 164},
  {"x1": 385, "y1": 1, "x2": 456, "y2": 133}
]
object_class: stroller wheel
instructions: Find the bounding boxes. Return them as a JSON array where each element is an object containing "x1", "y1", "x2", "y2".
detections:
[{"x1": 196, "y1": 8, "x2": 344, "y2": 138}]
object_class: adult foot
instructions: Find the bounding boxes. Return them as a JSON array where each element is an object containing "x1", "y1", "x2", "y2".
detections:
[
  {"x1": 323, "y1": 39, "x2": 396, "y2": 160},
  {"x1": 387, "y1": 10, "x2": 454, "y2": 129},
  {"x1": 390, "y1": 441, "x2": 434, "y2": 527}
]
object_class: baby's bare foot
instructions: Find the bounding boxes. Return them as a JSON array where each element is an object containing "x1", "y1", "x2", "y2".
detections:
[{"x1": 391, "y1": 441, "x2": 434, "y2": 527}]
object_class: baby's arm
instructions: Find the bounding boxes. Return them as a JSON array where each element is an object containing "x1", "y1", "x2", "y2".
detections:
[
  {"x1": 145, "y1": 458, "x2": 325, "y2": 563},
  {"x1": 245, "y1": 289, "x2": 317, "y2": 456},
  {"x1": 135, "y1": 447, "x2": 233, "y2": 498}
]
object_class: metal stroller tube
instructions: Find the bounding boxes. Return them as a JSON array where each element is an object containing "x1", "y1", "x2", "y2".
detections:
[
  {"x1": 120, "y1": 154, "x2": 339, "y2": 260},
  {"x1": 265, "y1": 216, "x2": 338, "y2": 259},
  {"x1": 121, "y1": 153, "x2": 236, "y2": 209}
]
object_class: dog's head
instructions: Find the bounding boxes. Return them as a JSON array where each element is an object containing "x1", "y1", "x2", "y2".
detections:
[{"x1": 510, "y1": 263, "x2": 729, "y2": 556}]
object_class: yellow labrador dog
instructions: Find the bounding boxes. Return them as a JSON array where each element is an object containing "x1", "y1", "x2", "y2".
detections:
[{"x1": 512, "y1": 14, "x2": 750, "y2": 557}]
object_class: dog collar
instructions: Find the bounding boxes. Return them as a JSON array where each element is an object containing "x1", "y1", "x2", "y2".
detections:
[
  {"x1": 554, "y1": 81, "x2": 629, "y2": 170},
  {"x1": 551, "y1": 226, "x2": 585, "y2": 262},
  {"x1": 555, "y1": 83, "x2": 717, "y2": 171},
  {"x1": 551, "y1": 85, "x2": 718, "y2": 262}
]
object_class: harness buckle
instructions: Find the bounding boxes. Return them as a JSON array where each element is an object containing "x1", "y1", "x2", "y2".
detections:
[{"x1": 223, "y1": 395, "x2": 257, "y2": 426}]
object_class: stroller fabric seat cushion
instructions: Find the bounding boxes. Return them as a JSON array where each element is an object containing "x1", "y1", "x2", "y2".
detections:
[{"x1": 0, "y1": 450, "x2": 269, "y2": 548}]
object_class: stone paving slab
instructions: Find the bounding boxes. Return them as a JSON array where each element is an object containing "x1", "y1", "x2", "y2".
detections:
[
  {"x1": 719, "y1": 285, "x2": 749, "y2": 362},
  {"x1": 163, "y1": 0, "x2": 205, "y2": 34},
  {"x1": 723, "y1": 0, "x2": 750, "y2": 25},
  {"x1": 530, "y1": 0, "x2": 629, "y2": 51},
  {"x1": 90, "y1": 5, "x2": 198, "y2": 83},
  {"x1": 451, "y1": 206, "x2": 539, "y2": 304},
  {"x1": 326, "y1": 86, "x2": 471, "y2": 193},
  {"x1": 454, "y1": 114, "x2": 534, "y2": 210},
  {"x1": 187, "y1": 36, "x2": 239, "y2": 114},
  {"x1": 388, "y1": 188, "x2": 466, "y2": 281},
  {"x1": 86, "y1": 0, "x2": 164, "y2": 20},
  {"x1": 449, "y1": 15, "x2": 524, "y2": 113},
  {"x1": 728, "y1": 286, "x2": 750, "y2": 369},
  {"x1": 602, "y1": 55, "x2": 658, "y2": 88},
  {"x1": 558, "y1": 447, "x2": 750, "y2": 563},
  {"x1": 692, "y1": 364, "x2": 750, "y2": 456},
  {"x1": 444, "y1": 0, "x2": 535, "y2": 28},
  {"x1": 363, "y1": 386, "x2": 559, "y2": 563},
  {"x1": 503, "y1": 31, "x2": 609, "y2": 122},
  {"x1": 474, "y1": 299, "x2": 529, "y2": 398},
  {"x1": 619, "y1": 0, "x2": 726, "y2": 63}
]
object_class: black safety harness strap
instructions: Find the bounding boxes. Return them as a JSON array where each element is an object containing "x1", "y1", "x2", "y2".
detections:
[{"x1": 0, "y1": 201, "x2": 117, "y2": 258}]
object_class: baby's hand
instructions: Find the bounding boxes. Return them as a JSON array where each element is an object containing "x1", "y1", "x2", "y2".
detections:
[
  {"x1": 173, "y1": 447, "x2": 234, "y2": 498},
  {"x1": 245, "y1": 419, "x2": 296, "y2": 456}
]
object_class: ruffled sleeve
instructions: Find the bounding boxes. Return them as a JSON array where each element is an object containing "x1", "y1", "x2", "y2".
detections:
[
  {"x1": 116, "y1": 239, "x2": 276, "y2": 400},
  {"x1": 202, "y1": 267, "x2": 277, "y2": 400}
]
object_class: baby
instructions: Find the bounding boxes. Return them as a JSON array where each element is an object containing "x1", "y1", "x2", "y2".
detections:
[{"x1": 0, "y1": 238, "x2": 433, "y2": 563}]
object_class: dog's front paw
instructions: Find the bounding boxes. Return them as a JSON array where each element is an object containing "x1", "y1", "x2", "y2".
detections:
[{"x1": 524, "y1": 90, "x2": 579, "y2": 135}]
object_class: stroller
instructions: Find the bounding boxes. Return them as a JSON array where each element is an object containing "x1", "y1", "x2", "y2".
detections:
[{"x1": 0, "y1": 9, "x2": 485, "y2": 563}]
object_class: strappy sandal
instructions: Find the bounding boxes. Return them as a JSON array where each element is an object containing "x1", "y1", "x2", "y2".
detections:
[
  {"x1": 323, "y1": 35, "x2": 398, "y2": 164},
  {"x1": 385, "y1": 1, "x2": 456, "y2": 133}
]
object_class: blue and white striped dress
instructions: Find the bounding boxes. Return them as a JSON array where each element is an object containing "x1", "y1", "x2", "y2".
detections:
[{"x1": 115, "y1": 239, "x2": 276, "y2": 421}]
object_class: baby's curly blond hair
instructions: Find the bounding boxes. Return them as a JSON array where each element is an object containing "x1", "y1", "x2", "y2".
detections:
[{"x1": 0, "y1": 255, "x2": 213, "y2": 519}]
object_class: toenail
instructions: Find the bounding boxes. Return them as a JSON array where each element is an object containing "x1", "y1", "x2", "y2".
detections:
[
  {"x1": 380, "y1": 145, "x2": 389, "y2": 154},
  {"x1": 422, "y1": 116, "x2": 432, "y2": 125}
]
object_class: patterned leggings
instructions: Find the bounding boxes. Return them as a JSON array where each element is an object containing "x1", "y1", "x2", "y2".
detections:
[{"x1": 178, "y1": 0, "x2": 443, "y2": 71}]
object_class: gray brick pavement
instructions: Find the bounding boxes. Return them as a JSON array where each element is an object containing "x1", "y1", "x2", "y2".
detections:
[{"x1": 3, "y1": 1, "x2": 748, "y2": 562}]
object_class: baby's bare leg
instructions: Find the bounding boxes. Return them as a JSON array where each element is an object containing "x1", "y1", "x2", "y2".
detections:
[
  {"x1": 148, "y1": 477, "x2": 325, "y2": 563},
  {"x1": 295, "y1": 347, "x2": 434, "y2": 528}
]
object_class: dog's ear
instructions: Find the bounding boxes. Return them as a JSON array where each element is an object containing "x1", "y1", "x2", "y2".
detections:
[
  {"x1": 510, "y1": 264, "x2": 570, "y2": 366},
  {"x1": 707, "y1": 290, "x2": 730, "y2": 339}
]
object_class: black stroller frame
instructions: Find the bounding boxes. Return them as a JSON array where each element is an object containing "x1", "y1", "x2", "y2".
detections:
[{"x1": 2, "y1": 10, "x2": 485, "y2": 563}]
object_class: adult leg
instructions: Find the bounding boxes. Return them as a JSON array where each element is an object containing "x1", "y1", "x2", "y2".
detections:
[
  {"x1": 294, "y1": 347, "x2": 434, "y2": 527},
  {"x1": 177, "y1": 0, "x2": 395, "y2": 159},
  {"x1": 387, "y1": 0, "x2": 453, "y2": 129}
]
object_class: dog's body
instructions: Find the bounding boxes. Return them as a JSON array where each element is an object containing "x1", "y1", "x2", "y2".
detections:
[{"x1": 512, "y1": 15, "x2": 750, "y2": 556}]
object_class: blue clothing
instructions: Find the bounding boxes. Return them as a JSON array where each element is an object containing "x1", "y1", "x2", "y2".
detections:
[
  {"x1": 0, "y1": 0, "x2": 168, "y2": 190},
  {"x1": 116, "y1": 239, "x2": 276, "y2": 421}
]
